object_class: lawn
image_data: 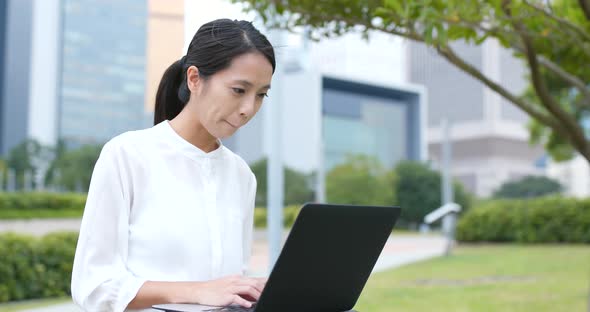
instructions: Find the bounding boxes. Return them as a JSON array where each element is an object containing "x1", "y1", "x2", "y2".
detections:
[
  {"x1": 355, "y1": 245, "x2": 590, "y2": 312},
  {"x1": 1, "y1": 245, "x2": 588, "y2": 311},
  {"x1": 0, "y1": 298, "x2": 70, "y2": 312}
]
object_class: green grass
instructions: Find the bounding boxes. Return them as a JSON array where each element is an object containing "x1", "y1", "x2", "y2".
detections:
[
  {"x1": 0, "y1": 298, "x2": 70, "y2": 312},
  {"x1": 392, "y1": 229, "x2": 439, "y2": 236},
  {"x1": 355, "y1": 245, "x2": 590, "y2": 312},
  {"x1": 0, "y1": 209, "x2": 82, "y2": 219},
  {"x1": 2, "y1": 246, "x2": 588, "y2": 312}
]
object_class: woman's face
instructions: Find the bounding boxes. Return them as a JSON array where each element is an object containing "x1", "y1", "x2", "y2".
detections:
[{"x1": 186, "y1": 52, "x2": 273, "y2": 139}]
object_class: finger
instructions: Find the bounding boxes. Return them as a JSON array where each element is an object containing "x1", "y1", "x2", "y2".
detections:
[
  {"x1": 231, "y1": 285, "x2": 261, "y2": 301},
  {"x1": 237, "y1": 278, "x2": 265, "y2": 293},
  {"x1": 235, "y1": 284, "x2": 262, "y2": 300},
  {"x1": 232, "y1": 294, "x2": 253, "y2": 308},
  {"x1": 239, "y1": 293, "x2": 258, "y2": 302},
  {"x1": 254, "y1": 277, "x2": 267, "y2": 284},
  {"x1": 256, "y1": 278, "x2": 267, "y2": 289}
]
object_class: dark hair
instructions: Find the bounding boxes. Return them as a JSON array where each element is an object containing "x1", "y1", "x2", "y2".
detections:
[{"x1": 153, "y1": 19, "x2": 276, "y2": 125}]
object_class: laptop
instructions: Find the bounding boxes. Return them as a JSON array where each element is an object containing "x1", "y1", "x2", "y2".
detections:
[{"x1": 153, "y1": 203, "x2": 401, "y2": 312}]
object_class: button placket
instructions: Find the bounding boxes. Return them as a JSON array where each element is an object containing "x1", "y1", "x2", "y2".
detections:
[{"x1": 204, "y1": 158, "x2": 222, "y2": 276}]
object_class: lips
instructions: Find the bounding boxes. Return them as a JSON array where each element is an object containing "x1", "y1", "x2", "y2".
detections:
[{"x1": 225, "y1": 120, "x2": 239, "y2": 129}]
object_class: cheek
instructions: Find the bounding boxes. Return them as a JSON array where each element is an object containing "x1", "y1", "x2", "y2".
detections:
[
  {"x1": 200, "y1": 96, "x2": 234, "y2": 126},
  {"x1": 217, "y1": 97, "x2": 241, "y2": 117},
  {"x1": 255, "y1": 100, "x2": 264, "y2": 112}
]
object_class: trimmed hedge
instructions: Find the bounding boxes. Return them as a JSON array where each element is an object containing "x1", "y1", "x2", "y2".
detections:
[
  {"x1": 456, "y1": 197, "x2": 590, "y2": 243},
  {"x1": 254, "y1": 205, "x2": 301, "y2": 228},
  {"x1": 0, "y1": 193, "x2": 306, "y2": 225},
  {"x1": 0, "y1": 207, "x2": 300, "y2": 302},
  {"x1": 0, "y1": 204, "x2": 299, "y2": 303},
  {"x1": 0, "y1": 232, "x2": 78, "y2": 303},
  {"x1": 0, "y1": 192, "x2": 86, "y2": 219}
]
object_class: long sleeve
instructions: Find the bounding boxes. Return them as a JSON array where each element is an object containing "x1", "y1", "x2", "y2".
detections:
[
  {"x1": 242, "y1": 172, "x2": 257, "y2": 276},
  {"x1": 71, "y1": 140, "x2": 146, "y2": 312}
]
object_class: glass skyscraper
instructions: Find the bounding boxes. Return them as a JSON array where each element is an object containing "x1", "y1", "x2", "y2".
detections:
[
  {"x1": 0, "y1": 0, "x2": 34, "y2": 156},
  {"x1": 59, "y1": 0, "x2": 149, "y2": 146}
]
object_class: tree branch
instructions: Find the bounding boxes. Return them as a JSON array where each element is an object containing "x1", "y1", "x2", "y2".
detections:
[
  {"x1": 441, "y1": 19, "x2": 590, "y2": 110},
  {"x1": 579, "y1": 0, "x2": 590, "y2": 21},
  {"x1": 536, "y1": 56, "x2": 590, "y2": 109},
  {"x1": 249, "y1": 0, "x2": 590, "y2": 161},
  {"x1": 430, "y1": 43, "x2": 563, "y2": 132},
  {"x1": 507, "y1": 44, "x2": 590, "y2": 110},
  {"x1": 523, "y1": 0, "x2": 590, "y2": 42},
  {"x1": 276, "y1": 6, "x2": 568, "y2": 137},
  {"x1": 446, "y1": 17, "x2": 590, "y2": 59},
  {"x1": 506, "y1": 1, "x2": 590, "y2": 160}
]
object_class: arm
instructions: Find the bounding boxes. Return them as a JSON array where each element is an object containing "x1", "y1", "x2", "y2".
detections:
[
  {"x1": 72, "y1": 141, "x2": 264, "y2": 311},
  {"x1": 71, "y1": 140, "x2": 145, "y2": 312},
  {"x1": 129, "y1": 279, "x2": 263, "y2": 309}
]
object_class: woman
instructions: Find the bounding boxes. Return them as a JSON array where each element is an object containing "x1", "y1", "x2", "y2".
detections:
[{"x1": 71, "y1": 19, "x2": 275, "y2": 312}]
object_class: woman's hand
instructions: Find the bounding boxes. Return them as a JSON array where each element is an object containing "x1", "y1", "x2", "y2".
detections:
[
  {"x1": 127, "y1": 276, "x2": 268, "y2": 310},
  {"x1": 188, "y1": 275, "x2": 267, "y2": 308}
]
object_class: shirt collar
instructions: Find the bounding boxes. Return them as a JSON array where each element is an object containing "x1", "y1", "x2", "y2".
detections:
[{"x1": 157, "y1": 120, "x2": 225, "y2": 160}]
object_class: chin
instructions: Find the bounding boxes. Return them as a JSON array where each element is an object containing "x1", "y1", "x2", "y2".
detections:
[
  {"x1": 216, "y1": 129, "x2": 238, "y2": 139},
  {"x1": 207, "y1": 124, "x2": 236, "y2": 140}
]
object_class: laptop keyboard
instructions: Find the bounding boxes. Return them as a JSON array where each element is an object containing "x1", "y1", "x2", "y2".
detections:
[{"x1": 203, "y1": 303, "x2": 256, "y2": 312}]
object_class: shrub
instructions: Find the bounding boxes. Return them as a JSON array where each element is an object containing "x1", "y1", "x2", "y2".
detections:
[
  {"x1": 36, "y1": 232, "x2": 78, "y2": 297},
  {"x1": 249, "y1": 158, "x2": 315, "y2": 207},
  {"x1": 253, "y1": 205, "x2": 302, "y2": 228},
  {"x1": 326, "y1": 155, "x2": 396, "y2": 207},
  {"x1": 0, "y1": 192, "x2": 86, "y2": 219},
  {"x1": 0, "y1": 232, "x2": 78, "y2": 303},
  {"x1": 395, "y1": 161, "x2": 471, "y2": 227},
  {"x1": 493, "y1": 175, "x2": 563, "y2": 199},
  {"x1": 456, "y1": 197, "x2": 590, "y2": 243}
]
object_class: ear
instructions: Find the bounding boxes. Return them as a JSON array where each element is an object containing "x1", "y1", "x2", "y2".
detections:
[{"x1": 186, "y1": 65, "x2": 201, "y2": 93}]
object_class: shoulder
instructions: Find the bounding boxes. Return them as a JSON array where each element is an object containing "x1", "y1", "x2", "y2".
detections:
[
  {"x1": 222, "y1": 146, "x2": 256, "y2": 184},
  {"x1": 99, "y1": 126, "x2": 155, "y2": 161}
]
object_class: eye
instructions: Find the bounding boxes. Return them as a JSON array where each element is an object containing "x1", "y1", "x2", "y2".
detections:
[
  {"x1": 257, "y1": 93, "x2": 269, "y2": 99},
  {"x1": 232, "y1": 88, "x2": 245, "y2": 95}
]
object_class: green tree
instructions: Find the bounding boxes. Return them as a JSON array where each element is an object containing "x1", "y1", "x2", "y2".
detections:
[
  {"x1": 236, "y1": 0, "x2": 590, "y2": 163},
  {"x1": 249, "y1": 158, "x2": 315, "y2": 207},
  {"x1": 493, "y1": 175, "x2": 563, "y2": 198},
  {"x1": 5, "y1": 139, "x2": 53, "y2": 190},
  {"x1": 395, "y1": 161, "x2": 471, "y2": 227},
  {"x1": 0, "y1": 158, "x2": 6, "y2": 187},
  {"x1": 45, "y1": 144, "x2": 103, "y2": 192},
  {"x1": 326, "y1": 155, "x2": 396, "y2": 206}
]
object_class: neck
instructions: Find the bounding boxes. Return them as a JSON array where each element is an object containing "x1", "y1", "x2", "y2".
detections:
[{"x1": 168, "y1": 108, "x2": 219, "y2": 153}]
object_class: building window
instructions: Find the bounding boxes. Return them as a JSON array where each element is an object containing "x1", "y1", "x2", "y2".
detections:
[{"x1": 322, "y1": 78, "x2": 418, "y2": 171}]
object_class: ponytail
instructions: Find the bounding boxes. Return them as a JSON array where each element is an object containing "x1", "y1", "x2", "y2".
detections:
[{"x1": 153, "y1": 57, "x2": 191, "y2": 125}]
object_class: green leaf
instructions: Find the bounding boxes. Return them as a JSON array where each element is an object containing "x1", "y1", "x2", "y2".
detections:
[
  {"x1": 435, "y1": 24, "x2": 447, "y2": 44},
  {"x1": 384, "y1": 0, "x2": 403, "y2": 12},
  {"x1": 233, "y1": 0, "x2": 590, "y2": 165},
  {"x1": 423, "y1": 24, "x2": 435, "y2": 44}
]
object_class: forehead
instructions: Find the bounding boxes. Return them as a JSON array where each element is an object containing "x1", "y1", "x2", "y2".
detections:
[{"x1": 215, "y1": 52, "x2": 273, "y2": 87}]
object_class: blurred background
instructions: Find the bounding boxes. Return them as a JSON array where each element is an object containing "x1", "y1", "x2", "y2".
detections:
[{"x1": 0, "y1": 0, "x2": 588, "y2": 311}]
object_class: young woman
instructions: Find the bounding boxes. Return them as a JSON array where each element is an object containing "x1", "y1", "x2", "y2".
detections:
[{"x1": 71, "y1": 19, "x2": 275, "y2": 312}]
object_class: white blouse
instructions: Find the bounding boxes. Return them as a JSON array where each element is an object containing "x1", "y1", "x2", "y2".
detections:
[{"x1": 71, "y1": 120, "x2": 257, "y2": 312}]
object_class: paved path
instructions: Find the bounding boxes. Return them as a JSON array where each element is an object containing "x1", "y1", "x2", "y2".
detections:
[
  {"x1": 2, "y1": 219, "x2": 447, "y2": 311},
  {"x1": 0, "y1": 219, "x2": 81, "y2": 236}
]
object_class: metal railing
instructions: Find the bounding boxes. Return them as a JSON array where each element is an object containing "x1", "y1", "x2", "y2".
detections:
[{"x1": 423, "y1": 202, "x2": 461, "y2": 256}]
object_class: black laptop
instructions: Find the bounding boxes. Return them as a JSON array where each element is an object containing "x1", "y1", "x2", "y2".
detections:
[{"x1": 153, "y1": 203, "x2": 401, "y2": 312}]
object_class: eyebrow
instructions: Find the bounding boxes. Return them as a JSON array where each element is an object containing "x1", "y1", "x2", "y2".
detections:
[{"x1": 235, "y1": 80, "x2": 271, "y2": 90}]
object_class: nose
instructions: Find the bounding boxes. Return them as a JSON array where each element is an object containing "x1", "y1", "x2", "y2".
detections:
[{"x1": 239, "y1": 96, "x2": 257, "y2": 120}]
